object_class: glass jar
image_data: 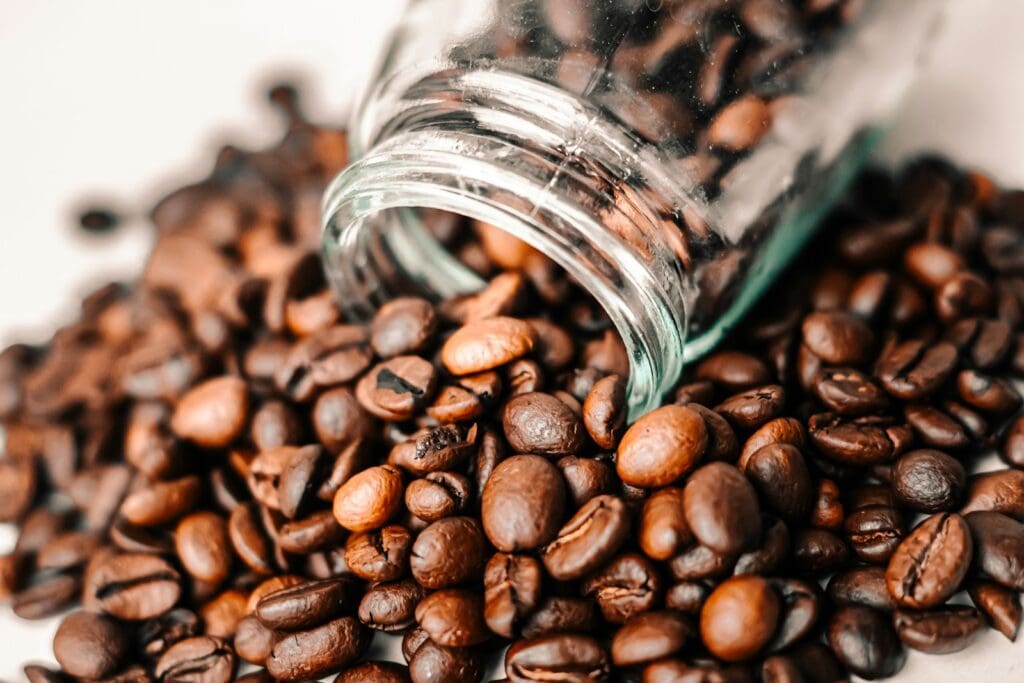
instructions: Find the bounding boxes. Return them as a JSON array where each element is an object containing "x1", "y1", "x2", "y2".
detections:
[{"x1": 322, "y1": 0, "x2": 944, "y2": 418}]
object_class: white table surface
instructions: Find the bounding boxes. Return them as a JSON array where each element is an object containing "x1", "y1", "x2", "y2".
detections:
[{"x1": 1, "y1": 1, "x2": 1023, "y2": 680}]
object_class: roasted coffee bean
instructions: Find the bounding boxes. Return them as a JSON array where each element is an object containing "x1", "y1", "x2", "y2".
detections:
[
  {"x1": 170, "y1": 376, "x2": 248, "y2": 448},
  {"x1": 527, "y1": 318, "x2": 574, "y2": 370},
  {"x1": 250, "y1": 400, "x2": 304, "y2": 451},
  {"x1": 583, "y1": 553, "x2": 661, "y2": 624},
  {"x1": 505, "y1": 634, "x2": 610, "y2": 682},
  {"x1": 441, "y1": 316, "x2": 537, "y2": 375},
  {"x1": 277, "y1": 444, "x2": 328, "y2": 520},
  {"x1": 639, "y1": 487, "x2": 691, "y2": 561},
  {"x1": 415, "y1": 589, "x2": 488, "y2": 647},
  {"x1": 85, "y1": 553, "x2": 181, "y2": 620},
  {"x1": 506, "y1": 358, "x2": 544, "y2": 396},
  {"x1": 15, "y1": 508, "x2": 74, "y2": 556},
  {"x1": 827, "y1": 566, "x2": 896, "y2": 612},
  {"x1": 139, "y1": 608, "x2": 202, "y2": 659},
  {"x1": 875, "y1": 340, "x2": 957, "y2": 401},
  {"x1": 313, "y1": 387, "x2": 372, "y2": 453},
  {"x1": 520, "y1": 596, "x2": 599, "y2": 639},
  {"x1": 175, "y1": 511, "x2": 231, "y2": 584},
  {"x1": 228, "y1": 503, "x2": 275, "y2": 575},
  {"x1": 357, "y1": 356, "x2": 438, "y2": 421},
  {"x1": 904, "y1": 403, "x2": 970, "y2": 450},
  {"x1": 358, "y1": 578, "x2": 423, "y2": 633},
  {"x1": 844, "y1": 504, "x2": 904, "y2": 564},
  {"x1": 733, "y1": 517, "x2": 790, "y2": 576},
  {"x1": 404, "y1": 471, "x2": 471, "y2": 521},
  {"x1": 274, "y1": 326, "x2": 372, "y2": 402},
  {"x1": 120, "y1": 475, "x2": 202, "y2": 527},
  {"x1": 610, "y1": 611, "x2": 691, "y2": 667},
  {"x1": 582, "y1": 374, "x2": 626, "y2": 450},
  {"x1": 892, "y1": 449, "x2": 966, "y2": 512},
  {"x1": 664, "y1": 581, "x2": 709, "y2": 615},
  {"x1": 808, "y1": 413, "x2": 911, "y2": 465},
  {"x1": 962, "y1": 469, "x2": 1024, "y2": 519},
  {"x1": 617, "y1": 404, "x2": 707, "y2": 488},
  {"x1": 543, "y1": 494, "x2": 630, "y2": 580},
  {"x1": 332, "y1": 465, "x2": 404, "y2": 532},
  {"x1": 904, "y1": 242, "x2": 965, "y2": 288},
  {"x1": 744, "y1": 443, "x2": 812, "y2": 523},
  {"x1": 266, "y1": 616, "x2": 367, "y2": 680},
  {"x1": 246, "y1": 575, "x2": 305, "y2": 614},
  {"x1": 278, "y1": 509, "x2": 346, "y2": 554},
  {"x1": 683, "y1": 463, "x2": 760, "y2": 554},
  {"x1": 371, "y1": 297, "x2": 438, "y2": 358},
  {"x1": 256, "y1": 577, "x2": 355, "y2": 631},
  {"x1": 714, "y1": 385, "x2": 785, "y2": 430},
  {"x1": 36, "y1": 530, "x2": 102, "y2": 571},
  {"x1": 708, "y1": 94, "x2": 771, "y2": 152},
  {"x1": 156, "y1": 636, "x2": 236, "y2": 683},
  {"x1": 669, "y1": 543, "x2": 736, "y2": 582},
  {"x1": 687, "y1": 403, "x2": 740, "y2": 462},
  {"x1": 1002, "y1": 413, "x2": 1024, "y2": 467},
  {"x1": 482, "y1": 455, "x2": 565, "y2": 552},
  {"x1": 936, "y1": 271, "x2": 993, "y2": 322},
  {"x1": 792, "y1": 528, "x2": 850, "y2": 572},
  {"x1": 408, "y1": 639, "x2": 484, "y2": 683},
  {"x1": 235, "y1": 614, "x2": 277, "y2": 665},
  {"x1": 945, "y1": 318, "x2": 1012, "y2": 368},
  {"x1": 768, "y1": 579, "x2": 821, "y2": 652},
  {"x1": 557, "y1": 455, "x2": 614, "y2": 508},
  {"x1": 503, "y1": 392, "x2": 584, "y2": 455},
  {"x1": 812, "y1": 367, "x2": 887, "y2": 415},
  {"x1": 484, "y1": 553, "x2": 543, "y2": 638},
  {"x1": 410, "y1": 516, "x2": 486, "y2": 588},
  {"x1": 738, "y1": 417, "x2": 805, "y2": 470},
  {"x1": 345, "y1": 524, "x2": 412, "y2": 582},
  {"x1": 336, "y1": 661, "x2": 412, "y2": 683},
  {"x1": 957, "y1": 368, "x2": 1022, "y2": 415},
  {"x1": 886, "y1": 513, "x2": 973, "y2": 608},
  {"x1": 802, "y1": 311, "x2": 873, "y2": 365},
  {"x1": 893, "y1": 605, "x2": 984, "y2": 654},
  {"x1": 968, "y1": 579, "x2": 1022, "y2": 641},
  {"x1": 53, "y1": 611, "x2": 129, "y2": 679},
  {"x1": 827, "y1": 605, "x2": 905, "y2": 679},
  {"x1": 201, "y1": 588, "x2": 247, "y2": 639},
  {"x1": 695, "y1": 351, "x2": 772, "y2": 392},
  {"x1": 700, "y1": 576, "x2": 780, "y2": 662},
  {"x1": 12, "y1": 572, "x2": 80, "y2": 619},
  {"x1": 965, "y1": 511, "x2": 1024, "y2": 590}
]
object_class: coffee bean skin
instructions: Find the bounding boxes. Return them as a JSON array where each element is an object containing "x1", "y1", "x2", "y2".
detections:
[
  {"x1": 968, "y1": 580, "x2": 1022, "y2": 641},
  {"x1": 505, "y1": 634, "x2": 611, "y2": 682},
  {"x1": 886, "y1": 513, "x2": 973, "y2": 608},
  {"x1": 700, "y1": 576, "x2": 780, "y2": 662},
  {"x1": 961, "y1": 469, "x2": 1024, "y2": 518},
  {"x1": 267, "y1": 616, "x2": 367, "y2": 681},
  {"x1": 441, "y1": 317, "x2": 537, "y2": 375},
  {"x1": 893, "y1": 605, "x2": 984, "y2": 654},
  {"x1": 53, "y1": 611, "x2": 129, "y2": 679},
  {"x1": 684, "y1": 463, "x2": 760, "y2": 554},
  {"x1": 256, "y1": 578, "x2": 356, "y2": 631},
  {"x1": 156, "y1": 636, "x2": 236, "y2": 683},
  {"x1": 965, "y1": 511, "x2": 1024, "y2": 590},
  {"x1": 639, "y1": 487, "x2": 691, "y2": 561},
  {"x1": 611, "y1": 611, "x2": 691, "y2": 666},
  {"x1": 503, "y1": 392, "x2": 584, "y2": 455},
  {"x1": 175, "y1": 511, "x2": 231, "y2": 584},
  {"x1": 482, "y1": 455, "x2": 566, "y2": 552},
  {"x1": 415, "y1": 589, "x2": 488, "y2": 647},
  {"x1": 827, "y1": 606, "x2": 905, "y2": 679},
  {"x1": 410, "y1": 516, "x2": 486, "y2": 588},
  {"x1": 617, "y1": 405, "x2": 707, "y2": 488},
  {"x1": 333, "y1": 465, "x2": 404, "y2": 532},
  {"x1": 171, "y1": 376, "x2": 249, "y2": 447}
]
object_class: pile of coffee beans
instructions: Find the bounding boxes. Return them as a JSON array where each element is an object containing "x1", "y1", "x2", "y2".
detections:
[{"x1": 3, "y1": 83, "x2": 1024, "y2": 683}]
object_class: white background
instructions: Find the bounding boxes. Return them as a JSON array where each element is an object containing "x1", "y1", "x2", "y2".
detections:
[{"x1": 1, "y1": 0, "x2": 1023, "y2": 680}]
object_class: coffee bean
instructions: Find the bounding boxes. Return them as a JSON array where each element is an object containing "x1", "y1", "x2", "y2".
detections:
[
  {"x1": 792, "y1": 528, "x2": 850, "y2": 572},
  {"x1": 700, "y1": 576, "x2": 780, "y2": 662},
  {"x1": 904, "y1": 403, "x2": 970, "y2": 450},
  {"x1": 768, "y1": 578, "x2": 821, "y2": 652},
  {"x1": 505, "y1": 634, "x2": 610, "y2": 682},
  {"x1": 683, "y1": 463, "x2": 760, "y2": 554},
  {"x1": 277, "y1": 444, "x2": 328, "y2": 519},
  {"x1": 503, "y1": 392, "x2": 584, "y2": 455},
  {"x1": 744, "y1": 443, "x2": 812, "y2": 523},
  {"x1": 582, "y1": 374, "x2": 627, "y2": 450},
  {"x1": 415, "y1": 589, "x2": 488, "y2": 647},
  {"x1": 175, "y1": 511, "x2": 231, "y2": 584},
  {"x1": 332, "y1": 465, "x2": 404, "y2": 532},
  {"x1": 156, "y1": 636, "x2": 236, "y2": 683},
  {"x1": 733, "y1": 517, "x2": 790, "y2": 576},
  {"x1": 843, "y1": 504, "x2": 904, "y2": 564},
  {"x1": 85, "y1": 553, "x2": 182, "y2": 620},
  {"x1": 405, "y1": 471, "x2": 471, "y2": 521},
  {"x1": 639, "y1": 487, "x2": 691, "y2": 561},
  {"x1": 808, "y1": 413, "x2": 911, "y2": 465},
  {"x1": 256, "y1": 577, "x2": 356, "y2": 631},
  {"x1": 527, "y1": 318, "x2": 574, "y2": 370},
  {"x1": 228, "y1": 503, "x2": 275, "y2": 575},
  {"x1": 695, "y1": 352, "x2": 772, "y2": 392},
  {"x1": 407, "y1": 639, "x2": 483, "y2": 683},
  {"x1": 266, "y1": 616, "x2": 367, "y2": 680},
  {"x1": 482, "y1": 455, "x2": 566, "y2": 552},
  {"x1": 827, "y1": 566, "x2": 896, "y2": 611},
  {"x1": 687, "y1": 403, "x2": 740, "y2": 462},
  {"x1": 484, "y1": 553, "x2": 543, "y2": 638},
  {"x1": 427, "y1": 385, "x2": 484, "y2": 423},
  {"x1": 557, "y1": 455, "x2": 614, "y2": 508},
  {"x1": 506, "y1": 358, "x2": 544, "y2": 396},
  {"x1": 967, "y1": 579, "x2": 1022, "y2": 641},
  {"x1": 410, "y1": 516, "x2": 486, "y2": 588},
  {"x1": 875, "y1": 340, "x2": 957, "y2": 400},
  {"x1": 120, "y1": 475, "x2": 202, "y2": 527},
  {"x1": 543, "y1": 494, "x2": 630, "y2": 580},
  {"x1": 945, "y1": 318, "x2": 1012, "y2": 369},
  {"x1": 826, "y1": 605, "x2": 905, "y2": 679},
  {"x1": 246, "y1": 575, "x2": 305, "y2": 613},
  {"x1": 714, "y1": 385, "x2": 785, "y2": 430},
  {"x1": 617, "y1": 405, "x2": 707, "y2": 488},
  {"x1": 708, "y1": 94, "x2": 771, "y2": 152},
  {"x1": 250, "y1": 400, "x2": 304, "y2": 451},
  {"x1": 336, "y1": 661, "x2": 412, "y2": 683},
  {"x1": 274, "y1": 325, "x2": 372, "y2": 402},
  {"x1": 893, "y1": 605, "x2": 984, "y2": 654},
  {"x1": 904, "y1": 242, "x2": 965, "y2": 288},
  {"x1": 441, "y1": 317, "x2": 537, "y2": 375},
  {"x1": 738, "y1": 417, "x2": 805, "y2": 470},
  {"x1": 583, "y1": 552, "x2": 660, "y2": 624},
  {"x1": 313, "y1": 387, "x2": 372, "y2": 453},
  {"x1": 170, "y1": 376, "x2": 249, "y2": 448},
  {"x1": 886, "y1": 513, "x2": 972, "y2": 608},
  {"x1": 812, "y1": 367, "x2": 887, "y2": 416},
  {"x1": 278, "y1": 509, "x2": 346, "y2": 555},
  {"x1": 669, "y1": 543, "x2": 736, "y2": 582},
  {"x1": 964, "y1": 511, "x2": 1024, "y2": 590},
  {"x1": 936, "y1": 271, "x2": 993, "y2": 322},
  {"x1": 371, "y1": 297, "x2": 438, "y2": 358},
  {"x1": 357, "y1": 356, "x2": 438, "y2": 421},
  {"x1": 520, "y1": 596, "x2": 599, "y2": 639},
  {"x1": 891, "y1": 449, "x2": 966, "y2": 513},
  {"x1": 140, "y1": 608, "x2": 202, "y2": 660},
  {"x1": 235, "y1": 614, "x2": 277, "y2": 665},
  {"x1": 37, "y1": 530, "x2": 102, "y2": 571},
  {"x1": 957, "y1": 369, "x2": 1022, "y2": 414},
  {"x1": 802, "y1": 311, "x2": 873, "y2": 365},
  {"x1": 201, "y1": 588, "x2": 247, "y2": 639},
  {"x1": 611, "y1": 611, "x2": 691, "y2": 666},
  {"x1": 358, "y1": 578, "x2": 423, "y2": 633},
  {"x1": 53, "y1": 611, "x2": 129, "y2": 679},
  {"x1": 664, "y1": 581, "x2": 709, "y2": 615},
  {"x1": 345, "y1": 524, "x2": 412, "y2": 582}
]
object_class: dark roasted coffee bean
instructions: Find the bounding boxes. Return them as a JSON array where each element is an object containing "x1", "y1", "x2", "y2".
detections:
[
  {"x1": 235, "y1": 614, "x2": 277, "y2": 665},
  {"x1": 482, "y1": 455, "x2": 565, "y2": 552},
  {"x1": 700, "y1": 575, "x2": 780, "y2": 662},
  {"x1": 410, "y1": 516, "x2": 485, "y2": 588},
  {"x1": 964, "y1": 511, "x2": 1024, "y2": 589},
  {"x1": 506, "y1": 358, "x2": 544, "y2": 396},
  {"x1": 696, "y1": 352, "x2": 772, "y2": 392},
  {"x1": 674, "y1": 380, "x2": 717, "y2": 406},
  {"x1": 738, "y1": 417, "x2": 805, "y2": 470},
  {"x1": 945, "y1": 318, "x2": 1012, "y2": 368},
  {"x1": 582, "y1": 374, "x2": 626, "y2": 450},
  {"x1": 358, "y1": 578, "x2": 423, "y2": 633},
  {"x1": 388, "y1": 423, "x2": 478, "y2": 475},
  {"x1": 744, "y1": 443, "x2": 812, "y2": 523},
  {"x1": 557, "y1": 456, "x2": 614, "y2": 508},
  {"x1": 266, "y1": 616, "x2": 367, "y2": 680},
  {"x1": 277, "y1": 444, "x2": 328, "y2": 520},
  {"x1": 714, "y1": 384, "x2": 785, "y2": 430},
  {"x1": 228, "y1": 503, "x2": 275, "y2": 575},
  {"x1": 175, "y1": 511, "x2": 231, "y2": 584},
  {"x1": 684, "y1": 463, "x2": 760, "y2": 554},
  {"x1": 957, "y1": 369, "x2": 1022, "y2": 414},
  {"x1": 904, "y1": 404, "x2": 970, "y2": 450},
  {"x1": 936, "y1": 271, "x2": 993, "y2": 322},
  {"x1": 505, "y1": 633, "x2": 610, "y2": 682},
  {"x1": 313, "y1": 387, "x2": 372, "y2": 453},
  {"x1": 85, "y1": 553, "x2": 181, "y2": 620},
  {"x1": 639, "y1": 487, "x2": 691, "y2": 561},
  {"x1": 687, "y1": 403, "x2": 740, "y2": 462},
  {"x1": 610, "y1": 610, "x2": 691, "y2": 667},
  {"x1": 543, "y1": 494, "x2": 629, "y2": 580},
  {"x1": 664, "y1": 581, "x2": 709, "y2": 615},
  {"x1": 875, "y1": 340, "x2": 957, "y2": 401},
  {"x1": 139, "y1": 608, "x2": 202, "y2": 660},
  {"x1": 733, "y1": 517, "x2": 790, "y2": 576},
  {"x1": 170, "y1": 376, "x2": 249, "y2": 448},
  {"x1": 962, "y1": 468, "x2": 1024, "y2": 519},
  {"x1": 53, "y1": 611, "x2": 129, "y2": 679},
  {"x1": 886, "y1": 513, "x2": 972, "y2": 608},
  {"x1": 371, "y1": 297, "x2": 438, "y2": 358},
  {"x1": 768, "y1": 579, "x2": 821, "y2": 652},
  {"x1": 793, "y1": 528, "x2": 850, "y2": 572},
  {"x1": 484, "y1": 553, "x2": 542, "y2": 638},
  {"x1": 336, "y1": 661, "x2": 411, "y2": 683},
  {"x1": 279, "y1": 509, "x2": 346, "y2": 554},
  {"x1": 256, "y1": 577, "x2": 355, "y2": 631},
  {"x1": 345, "y1": 524, "x2": 412, "y2": 582},
  {"x1": 332, "y1": 465, "x2": 404, "y2": 532},
  {"x1": 120, "y1": 475, "x2": 202, "y2": 527},
  {"x1": 156, "y1": 636, "x2": 236, "y2": 683},
  {"x1": 828, "y1": 566, "x2": 896, "y2": 611},
  {"x1": 802, "y1": 311, "x2": 873, "y2": 365},
  {"x1": 408, "y1": 639, "x2": 483, "y2": 683},
  {"x1": 968, "y1": 579, "x2": 1022, "y2": 641},
  {"x1": 1002, "y1": 413, "x2": 1024, "y2": 467},
  {"x1": 827, "y1": 605, "x2": 905, "y2": 679},
  {"x1": 808, "y1": 413, "x2": 910, "y2": 465},
  {"x1": 357, "y1": 356, "x2": 438, "y2": 421},
  {"x1": 520, "y1": 596, "x2": 599, "y2": 639},
  {"x1": 617, "y1": 404, "x2": 707, "y2": 488},
  {"x1": 669, "y1": 543, "x2": 736, "y2": 582},
  {"x1": 892, "y1": 449, "x2": 966, "y2": 512},
  {"x1": 415, "y1": 588, "x2": 488, "y2": 647},
  {"x1": 893, "y1": 605, "x2": 984, "y2": 654},
  {"x1": 813, "y1": 367, "x2": 886, "y2": 415},
  {"x1": 503, "y1": 392, "x2": 584, "y2": 456},
  {"x1": 275, "y1": 326, "x2": 372, "y2": 402},
  {"x1": 250, "y1": 400, "x2": 304, "y2": 451},
  {"x1": 583, "y1": 553, "x2": 660, "y2": 624},
  {"x1": 844, "y1": 505, "x2": 904, "y2": 564}
]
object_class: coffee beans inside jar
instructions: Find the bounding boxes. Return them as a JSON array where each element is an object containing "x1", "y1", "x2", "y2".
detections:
[{"x1": 4, "y1": 80, "x2": 1024, "y2": 682}]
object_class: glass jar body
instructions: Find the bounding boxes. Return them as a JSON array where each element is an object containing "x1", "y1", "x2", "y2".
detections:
[{"x1": 322, "y1": 0, "x2": 944, "y2": 417}]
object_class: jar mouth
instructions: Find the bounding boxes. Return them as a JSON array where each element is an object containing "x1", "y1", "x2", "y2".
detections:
[{"x1": 321, "y1": 70, "x2": 689, "y2": 418}]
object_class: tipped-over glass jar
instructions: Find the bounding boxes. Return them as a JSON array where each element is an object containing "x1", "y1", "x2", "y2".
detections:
[{"x1": 322, "y1": 0, "x2": 944, "y2": 418}]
